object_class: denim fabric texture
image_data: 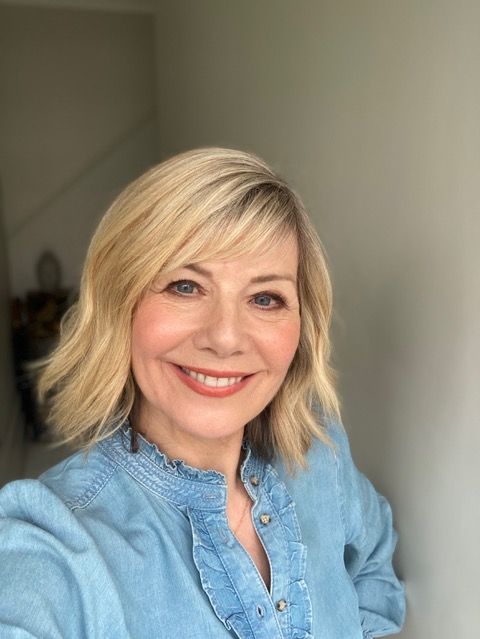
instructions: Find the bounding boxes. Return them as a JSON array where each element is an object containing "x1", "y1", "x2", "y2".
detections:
[{"x1": 0, "y1": 420, "x2": 405, "y2": 638}]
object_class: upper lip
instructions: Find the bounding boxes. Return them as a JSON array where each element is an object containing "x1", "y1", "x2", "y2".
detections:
[{"x1": 175, "y1": 364, "x2": 252, "y2": 378}]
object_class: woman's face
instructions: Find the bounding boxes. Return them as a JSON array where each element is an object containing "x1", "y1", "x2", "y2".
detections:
[{"x1": 131, "y1": 233, "x2": 301, "y2": 446}]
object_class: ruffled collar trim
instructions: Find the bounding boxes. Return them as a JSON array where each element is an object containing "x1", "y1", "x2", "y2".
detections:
[{"x1": 98, "y1": 422, "x2": 266, "y2": 511}]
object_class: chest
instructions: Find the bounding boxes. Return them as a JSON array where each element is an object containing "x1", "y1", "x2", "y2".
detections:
[
  {"x1": 234, "y1": 516, "x2": 271, "y2": 592},
  {"x1": 96, "y1": 494, "x2": 360, "y2": 639},
  {"x1": 84, "y1": 440, "x2": 364, "y2": 638}
]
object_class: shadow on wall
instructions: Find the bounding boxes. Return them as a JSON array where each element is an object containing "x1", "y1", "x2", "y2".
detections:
[
  {"x1": 0, "y1": 178, "x2": 26, "y2": 484},
  {"x1": 8, "y1": 113, "x2": 158, "y2": 297},
  {"x1": 0, "y1": 3, "x2": 160, "y2": 479},
  {"x1": 0, "y1": 3, "x2": 160, "y2": 299}
]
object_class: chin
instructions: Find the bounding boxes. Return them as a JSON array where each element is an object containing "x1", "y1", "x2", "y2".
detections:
[{"x1": 183, "y1": 420, "x2": 247, "y2": 442}]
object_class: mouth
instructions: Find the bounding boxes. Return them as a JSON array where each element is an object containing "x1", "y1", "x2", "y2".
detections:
[
  {"x1": 180, "y1": 366, "x2": 245, "y2": 388},
  {"x1": 171, "y1": 364, "x2": 253, "y2": 397}
]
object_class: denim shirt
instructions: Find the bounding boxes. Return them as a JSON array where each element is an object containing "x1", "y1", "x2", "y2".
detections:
[{"x1": 0, "y1": 421, "x2": 405, "y2": 638}]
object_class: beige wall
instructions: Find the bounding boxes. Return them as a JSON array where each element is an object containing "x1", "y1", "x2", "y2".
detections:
[
  {"x1": 155, "y1": 1, "x2": 479, "y2": 636},
  {"x1": 0, "y1": 4, "x2": 158, "y2": 296}
]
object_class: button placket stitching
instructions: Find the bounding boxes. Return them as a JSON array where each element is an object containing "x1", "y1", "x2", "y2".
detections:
[
  {"x1": 257, "y1": 468, "x2": 294, "y2": 633},
  {"x1": 244, "y1": 468, "x2": 276, "y2": 601},
  {"x1": 195, "y1": 508, "x2": 285, "y2": 639}
]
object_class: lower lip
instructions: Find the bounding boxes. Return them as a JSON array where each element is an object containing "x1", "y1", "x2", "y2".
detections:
[{"x1": 171, "y1": 364, "x2": 253, "y2": 398}]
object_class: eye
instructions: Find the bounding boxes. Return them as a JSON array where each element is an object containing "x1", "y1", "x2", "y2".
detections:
[
  {"x1": 252, "y1": 293, "x2": 287, "y2": 309},
  {"x1": 167, "y1": 280, "x2": 199, "y2": 295}
]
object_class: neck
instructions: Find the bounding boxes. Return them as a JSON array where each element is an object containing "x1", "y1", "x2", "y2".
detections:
[{"x1": 131, "y1": 408, "x2": 246, "y2": 491}]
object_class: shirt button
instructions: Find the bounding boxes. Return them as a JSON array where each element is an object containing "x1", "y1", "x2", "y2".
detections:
[
  {"x1": 259, "y1": 513, "x2": 271, "y2": 525},
  {"x1": 249, "y1": 475, "x2": 260, "y2": 486},
  {"x1": 276, "y1": 599, "x2": 288, "y2": 612}
]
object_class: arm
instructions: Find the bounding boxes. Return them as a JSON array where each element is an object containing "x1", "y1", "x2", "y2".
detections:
[
  {"x1": 0, "y1": 480, "x2": 124, "y2": 638},
  {"x1": 331, "y1": 423, "x2": 406, "y2": 637},
  {"x1": 0, "y1": 507, "x2": 70, "y2": 638}
]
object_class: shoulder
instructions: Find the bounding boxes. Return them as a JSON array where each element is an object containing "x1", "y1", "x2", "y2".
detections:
[
  {"x1": 272, "y1": 415, "x2": 364, "y2": 522},
  {"x1": 285, "y1": 414, "x2": 350, "y2": 479},
  {"x1": 0, "y1": 442, "x2": 121, "y2": 546},
  {"x1": 1, "y1": 444, "x2": 117, "y2": 516},
  {"x1": 0, "y1": 448, "x2": 128, "y2": 637},
  {"x1": 273, "y1": 415, "x2": 347, "y2": 501},
  {"x1": 308, "y1": 414, "x2": 349, "y2": 462},
  {"x1": 39, "y1": 444, "x2": 119, "y2": 510}
]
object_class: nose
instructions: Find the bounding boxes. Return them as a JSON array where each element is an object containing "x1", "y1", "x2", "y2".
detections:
[{"x1": 193, "y1": 298, "x2": 248, "y2": 358}]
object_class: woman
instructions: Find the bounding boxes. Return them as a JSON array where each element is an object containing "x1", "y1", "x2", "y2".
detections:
[{"x1": 0, "y1": 148, "x2": 405, "y2": 638}]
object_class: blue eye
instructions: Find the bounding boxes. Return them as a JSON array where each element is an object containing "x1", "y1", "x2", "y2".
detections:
[
  {"x1": 170, "y1": 280, "x2": 197, "y2": 295},
  {"x1": 254, "y1": 294, "x2": 274, "y2": 307},
  {"x1": 253, "y1": 293, "x2": 286, "y2": 308}
]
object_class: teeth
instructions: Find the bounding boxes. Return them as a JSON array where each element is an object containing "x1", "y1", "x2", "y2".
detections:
[{"x1": 181, "y1": 367, "x2": 243, "y2": 387}]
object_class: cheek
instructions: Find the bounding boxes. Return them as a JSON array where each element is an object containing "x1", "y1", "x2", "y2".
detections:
[
  {"x1": 265, "y1": 320, "x2": 301, "y2": 371},
  {"x1": 130, "y1": 319, "x2": 151, "y2": 379},
  {"x1": 131, "y1": 303, "x2": 193, "y2": 363},
  {"x1": 131, "y1": 310, "x2": 157, "y2": 363}
]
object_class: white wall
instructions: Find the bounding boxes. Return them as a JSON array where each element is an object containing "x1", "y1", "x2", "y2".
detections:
[
  {"x1": 155, "y1": 2, "x2": 480, "y2": 636},
  {"x1": 0, "y1": 4, "x2": 158, "y2": 296}
]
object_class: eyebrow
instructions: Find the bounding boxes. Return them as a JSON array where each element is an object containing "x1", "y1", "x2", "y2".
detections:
[{"x1": 184, "y1": 263, "x2": 297, "y2": 285}]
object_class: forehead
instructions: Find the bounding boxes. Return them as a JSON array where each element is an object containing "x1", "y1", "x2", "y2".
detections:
[{"x1": 183, "y1": 232, "x2": 298, "y2": 278}]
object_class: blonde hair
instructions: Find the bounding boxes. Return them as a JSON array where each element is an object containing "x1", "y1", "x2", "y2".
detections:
[{"x1": 38, "y1": 147, "x2": 340, "y2": 470}]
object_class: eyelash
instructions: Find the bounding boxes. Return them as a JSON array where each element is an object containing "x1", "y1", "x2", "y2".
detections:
[{"x1": 165, "y1": 280, "x2": 288, "y2": 310}]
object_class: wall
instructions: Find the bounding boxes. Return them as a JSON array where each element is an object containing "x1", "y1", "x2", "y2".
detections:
[
  {"x1": 155, "y1": 1, "x2": 480, "y2": 636},
  {"x1": 0, "y1": 186, "x2": 24, "y2": 485},
  {"x1": 3, "y1": 0, "x2": 156, "y2": 11},
  {"x1": 0, "y1": 4, "x2": 158, "y2": 296}
]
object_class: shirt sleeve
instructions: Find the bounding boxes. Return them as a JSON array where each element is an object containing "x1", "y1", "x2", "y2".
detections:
[
  {"x1": 331, "y1": 422, "x2": 406, "y2": 638},
  {"x1": 0, "y1": 505, "x2": 70, "y2": 636},
  {"x1": 0, "y1": 479, "x2": 126, "y2": 639}
]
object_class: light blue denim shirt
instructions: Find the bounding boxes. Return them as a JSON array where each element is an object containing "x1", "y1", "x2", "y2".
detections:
[{"x1": 0, "y1": 421, "x2": 405, "y2": 638}]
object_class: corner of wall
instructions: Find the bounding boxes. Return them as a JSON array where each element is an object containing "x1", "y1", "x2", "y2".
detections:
[{"x1": 0, "y1": 391, "x2": 26, "y2": 487}]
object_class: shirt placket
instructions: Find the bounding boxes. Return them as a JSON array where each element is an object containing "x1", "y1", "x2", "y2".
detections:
[
  {"x1": 189, "y1": 505, "x2": 287, "y2": 639},
  {"x1": 247, "y1": 478, "x2": 292, "y2": 638}
]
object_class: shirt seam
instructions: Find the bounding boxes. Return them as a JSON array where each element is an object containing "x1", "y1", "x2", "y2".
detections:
[
  {"x1": 333, "y1": 439, "x2": 348, "y2": 544},
  {"x1": 98, "y1": 444, "x2": 222, "y2": 510},
  {"x1": 65, "y1": 462, "x2": 118, "y2": 511},
  {"x1": 133, "y1": 446, "x2": 224, "y2": 486},
  {"x1": 113, "y1": 458, "x2": 187, "y2": 508},
  {"x1": 99, "y1": 439, "x2": 227, "y2": 489}
]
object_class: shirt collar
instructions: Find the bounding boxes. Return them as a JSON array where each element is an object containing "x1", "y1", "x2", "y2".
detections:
[{"x1": 98, "y1": 422, "x2": 266, "y2": 511}]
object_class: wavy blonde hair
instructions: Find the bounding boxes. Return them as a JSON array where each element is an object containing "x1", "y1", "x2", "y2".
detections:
[{"x1": 38, "y1": 147, "x2": 340, "y2": 470}]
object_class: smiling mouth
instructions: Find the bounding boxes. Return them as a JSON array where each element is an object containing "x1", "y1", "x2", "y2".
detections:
[
  {"x1": 180, "y1": 366, "x2": 245, "y2": 388},
  {"x1": 171, "y1": 364, "x2": 254, "y2": 397}
]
